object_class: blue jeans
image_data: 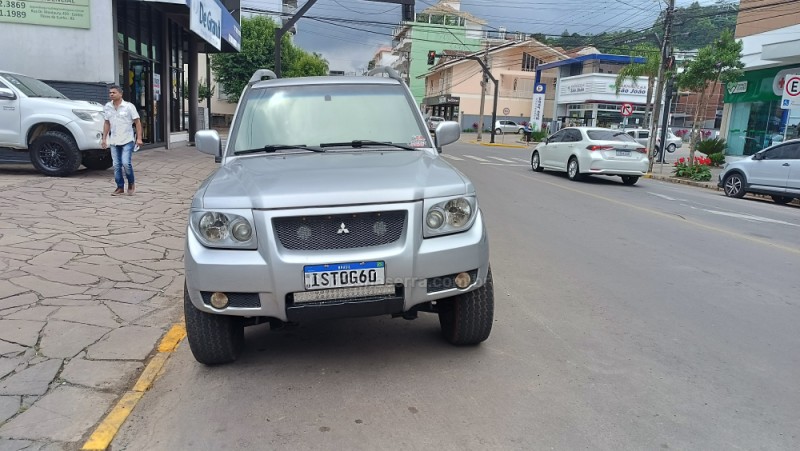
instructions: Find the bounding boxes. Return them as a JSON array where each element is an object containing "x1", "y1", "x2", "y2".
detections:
[{"x1": 110, "y1": 141, "x2": 135, "y2": 188}]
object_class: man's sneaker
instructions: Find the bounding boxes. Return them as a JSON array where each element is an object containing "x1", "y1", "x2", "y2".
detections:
[
  {"x1": 127, "y1": 184, "x2": 135, "y2": 195},
  {"x1": 112, "y1": 188, "x2": 125, "y2": 196}
]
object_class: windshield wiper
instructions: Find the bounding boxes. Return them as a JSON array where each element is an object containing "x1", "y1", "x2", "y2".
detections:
[
  {"x1": 319, "y1": 140, "x2": 417, "y2": 151},
  {"x1": 234, "y1": 144, "x2": 324, "y2": 155}
]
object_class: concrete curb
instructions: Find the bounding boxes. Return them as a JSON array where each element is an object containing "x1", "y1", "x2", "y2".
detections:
[
  {"x1": 81, "y1": 324, "x2": 187, "y2": 451},
  {"x1": 643, "y1": 173, "x2": 720, "y2": 191}
]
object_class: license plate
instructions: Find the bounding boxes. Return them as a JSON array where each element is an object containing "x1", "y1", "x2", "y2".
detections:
[
  {"x1": 616, "y1": 150, "x2": 631, "y2": 157},
  {"x1": 304, "y1": 261, "x2": 385, "y2": 290}
]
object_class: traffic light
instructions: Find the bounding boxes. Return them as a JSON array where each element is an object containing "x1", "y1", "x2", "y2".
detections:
[{"x1": 427, "y1": 50, "x2": 436, "y2": 65}]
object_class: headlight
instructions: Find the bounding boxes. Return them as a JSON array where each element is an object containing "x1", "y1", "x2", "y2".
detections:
[
  {"x1": 423, "y1": 196, "x2": 478, "y2": 238},
  {"x1": 190, "y1": 210, "x2": 257, "y2": 249},
  {"x1": 72, "y1": 109, "x2": 104, "y2": 122}
]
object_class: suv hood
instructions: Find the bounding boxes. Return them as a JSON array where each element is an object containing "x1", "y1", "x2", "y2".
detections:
[{"x1": 199, "y1": 150, "x2": 471, "y2": 209}]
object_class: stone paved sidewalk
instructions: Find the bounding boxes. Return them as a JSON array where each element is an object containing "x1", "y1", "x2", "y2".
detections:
[{"x1": 0, "y1": 145, "x2": 217, "y2": 450}]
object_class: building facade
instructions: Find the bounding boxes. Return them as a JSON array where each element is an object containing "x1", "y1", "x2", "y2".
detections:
[
  {"x1": 536, "y1": 50, "x2": 650, "y2": 131},
  {"x1": 420, "y1": 39, "x2": 567, "y2": 132},
  {"x1": 1, "y1": 0, "x2": 241, "y2": 147},
  {"x1": 391, "y1": 0, "x2": 486, "y2": 106},
  {"x1": 720, "y1": 0, "x2": 800, "y2": 156}
]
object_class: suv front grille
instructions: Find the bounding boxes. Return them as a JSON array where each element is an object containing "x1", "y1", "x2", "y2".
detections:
[{"x1": 273, "y1": 211, "x2": 406, "y2": 250}]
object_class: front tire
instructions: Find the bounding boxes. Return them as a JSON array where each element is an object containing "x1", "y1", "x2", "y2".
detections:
[
  {"x1": 531, "y1": 151, "x2": 544, "y2": 172},
  {"x1": 184, "y1": 287, "x2": 244, "y2": 365},
  {"x1": 82, "y1": 153, "x2": 113, "y2": 170},
  {"x1": 723, "y1": 172, "x2": 746, "y2": 198},
  {"x1": 29, "y1": 131, "x2": 82, "y2": 177},
  {"x1": 771, "y1": 195, "x2": 792, "y2": 205},
  {"x1": 567, "y1": 157, "x2": 582, "y2": 181},
  {"x1": 439, "y1": 268, "x2": 494, "y2": 345},
  {"x1": 621, "y1": 175, "x2": 639, "y2": 185},
  {"x1": 667, "y1": 143, "x2": 677, "y2": 153}
]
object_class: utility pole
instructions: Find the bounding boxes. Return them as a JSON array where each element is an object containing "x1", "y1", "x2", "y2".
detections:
[
  {"x1": 476, "y1": 44, "x2": 489, "y2": 142},
  {"x1": 647, "y1": 0, "x2": 675, "y2": 172}
]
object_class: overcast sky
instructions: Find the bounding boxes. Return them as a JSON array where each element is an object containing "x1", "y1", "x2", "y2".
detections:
[{"x1": 242, "y1": 0, "x2": 732, "y2": 73}]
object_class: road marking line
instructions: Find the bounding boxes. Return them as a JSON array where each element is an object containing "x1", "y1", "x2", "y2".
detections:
[
  {"x1": 512, "y1": 157, "x2": 529, "y2": 163},
  {"x1": 82, "y1": 323, "x2": 187, "y2": 451},
  {"x1": 464, "y1": 155, "x2": 489, "y2": 162},
  {"x1": 480, "y1": 163, "x2": 529, "y2": 167},
  {"x1": 441, "y1": 154, "x2": 464, "y2": 161},
  {"x1": 489, "y1": 156, "x2": 515, "y2": 163},
  {"x1": 500, "y1": 168, "x2": 800, "y2": 256}
]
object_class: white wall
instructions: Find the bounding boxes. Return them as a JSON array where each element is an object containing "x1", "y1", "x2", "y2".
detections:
[{"x1": 2, "y1": 0, "x2": 116, "y2": 83}]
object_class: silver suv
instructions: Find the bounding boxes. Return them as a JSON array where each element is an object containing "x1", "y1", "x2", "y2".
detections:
[
  {"x1": 718, "y1": 139, "x2": 800, "y2": 204},
  {"x1": 185, "y1": 68, "x2": 494, "y2": 364}
]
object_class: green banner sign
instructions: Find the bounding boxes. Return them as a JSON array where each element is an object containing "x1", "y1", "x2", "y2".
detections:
[
  {"x1": 0, "y1": 0, "x2": 90, "y2": 29},
  {"x1": 724, "y1": 65, "x2": 800, "y2": 104}
]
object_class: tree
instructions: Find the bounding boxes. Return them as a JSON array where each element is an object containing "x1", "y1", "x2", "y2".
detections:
[
  {"x1": 210, "y1": 16, "x2": 328, "y2": 102},
  {"x1": 182, "y1": 78, "x2": 215, "y2": 103},
  {"x1": 614, "y1": 43, "x2": 661, "y2": 170},
  {"x1": 677, "y1": 30, "x2": 743, "y2": 163}
]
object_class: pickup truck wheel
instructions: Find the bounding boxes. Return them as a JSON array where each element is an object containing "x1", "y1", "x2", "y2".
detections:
[
  {"x1": 184, "y1": 286, "x2": 244, "y2": 365},
  {"x1": 82, "y1": 153, "x2": 113, "y2": 170},
  {"x1": 438, "y1": 268, "x2": 494, "y2": 345},
  {"x1": 30, "y1": 131, "x2": 82, "y2": 177}
]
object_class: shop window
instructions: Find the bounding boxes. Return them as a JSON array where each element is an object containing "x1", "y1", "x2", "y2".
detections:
[{"x1": 430, "y1": 15, "x2": 444, "y2": 25}]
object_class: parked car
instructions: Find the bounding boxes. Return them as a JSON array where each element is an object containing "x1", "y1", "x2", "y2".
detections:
[
  {"x1": 184, "y1": 67, "x2": 494, "y2": 364},
  {"x1": 530, "y1": 127, "x2": 649, "y2": 185},
  {"x1": 718, "y1": 139, "x2": 800, "y2": 204},
  {"x1": 625, "y1": 128, "x2": 682, "y2": 153},
  {"x1": 0, "y1": 70, "x2": 110, "y2": 176},
  {"x1": 494, "y1": 120, "x2": 524, "y2": 134},
  {"x1": 427, "y1": 116, "x2": 445, "y2": 132}
]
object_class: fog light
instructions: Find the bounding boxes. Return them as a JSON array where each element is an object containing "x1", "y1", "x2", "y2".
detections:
[
  {"x1": 209, "y1": 292, "x2": 229, "y2": 309},
  {"x1": 454, "y1": 272, "x2": 471, "y2": 288}
]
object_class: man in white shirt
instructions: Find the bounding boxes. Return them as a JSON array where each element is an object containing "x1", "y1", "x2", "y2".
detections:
[{"x1": 101, "y1": 85, "x2": 143, "y2": 195}]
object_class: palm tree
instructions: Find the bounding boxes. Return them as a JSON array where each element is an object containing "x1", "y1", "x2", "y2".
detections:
[{"x1": 614, "y1": 43, "x2": 661, "y2": 169}]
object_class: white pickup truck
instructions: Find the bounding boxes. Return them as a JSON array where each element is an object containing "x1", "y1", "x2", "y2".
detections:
[{"x1": 0, "y1": 70, "x2": 111, "y2": 176}]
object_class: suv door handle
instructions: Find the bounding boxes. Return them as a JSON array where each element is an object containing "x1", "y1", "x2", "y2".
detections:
[{"x1": 783, "y1": 163, "x2": 790, "y2": 166}]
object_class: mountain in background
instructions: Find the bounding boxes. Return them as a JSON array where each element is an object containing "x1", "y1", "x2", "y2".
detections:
[{"x1": 545, "y1": 1, "x2": 737, "y2": 53}]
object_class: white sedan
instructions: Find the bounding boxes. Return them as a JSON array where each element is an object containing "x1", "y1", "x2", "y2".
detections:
[{"x1": 530, "y1": 127, "x2": 649, "y2": 185}]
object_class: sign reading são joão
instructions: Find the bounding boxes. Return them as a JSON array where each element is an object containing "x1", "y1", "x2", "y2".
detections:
[
  {"x1": 0, "y1": 0, "x2": 91, "y2": 29},
  {"x1": 191, "y1": 0, "x2": 222, "y2": 50}
]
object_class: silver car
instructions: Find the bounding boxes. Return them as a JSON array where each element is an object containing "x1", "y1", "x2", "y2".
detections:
[
  {"x1": 494, "y1": 120, "x2": 524, "y2": 134},
  {"x1": 185, "y1": 68, "x2": 494, "y2": 364},
  {"x1": 718, "y1": 139, "x2": 800, "y2": 204}
]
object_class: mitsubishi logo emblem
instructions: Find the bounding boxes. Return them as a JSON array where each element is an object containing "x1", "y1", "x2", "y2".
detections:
[{"x1": 336, "y1": 222, "x2": 350, "y2": 234}]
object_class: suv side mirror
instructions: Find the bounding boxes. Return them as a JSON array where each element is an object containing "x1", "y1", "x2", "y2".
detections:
[
  {"x1": 434, "y1": 121, "x2": 460, "y2": 152},
  {"x1": 0, "y1": 88, "x2": 16, "y2": 100},
  {"x1": 752, "y1": 152, "x2": 764, "y2": 160},
  {"x1": 195, "y1": 130, "x2": 222, "y2": 161}
]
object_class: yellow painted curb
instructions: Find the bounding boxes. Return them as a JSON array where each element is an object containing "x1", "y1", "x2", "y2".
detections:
[
  {"x1": 158, "y1": 323, "x2": 187, "y2": 352},
  {"x1": 81, "y1": 392, "x2": 143, "y2": 451},
  {"x1": 81, "y1": 323, "x2": 186, "y2": 451}
]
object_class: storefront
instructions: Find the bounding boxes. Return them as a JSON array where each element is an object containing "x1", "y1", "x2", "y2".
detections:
[
  {"x1": 724, "y1": 65, "x2": 800, "y2": 155},
  {"x1": 422, "y1": 94, "x2": 460, "y2": 120},
  {"x1": 1, "y1": 0, "x2": 241, "y2": 147}
]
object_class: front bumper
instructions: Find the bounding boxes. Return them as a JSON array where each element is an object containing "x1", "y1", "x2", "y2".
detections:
[{"x1": 184, "y1": 201, "x2": 490, "y2": 321}]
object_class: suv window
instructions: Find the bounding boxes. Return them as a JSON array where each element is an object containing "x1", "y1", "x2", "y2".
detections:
[
  {"x1": 230, "y1": 83, "x2": 429, "y2": 152},
  {"x1": 762, "y1": 145, "x2": 791, "y2": 160},
  {"x1": 779, "y1": 143, "x2": 800, "y2": 159}
]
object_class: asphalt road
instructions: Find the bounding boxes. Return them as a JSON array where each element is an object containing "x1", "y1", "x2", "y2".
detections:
[{"x1": 112, "y1": 142, "x2": 800, "y2": 450}]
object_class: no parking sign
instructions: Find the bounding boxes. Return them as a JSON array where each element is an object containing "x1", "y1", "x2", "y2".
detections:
[{"x1": 781, "y1": 74, "x2": 800, "y2": 109}]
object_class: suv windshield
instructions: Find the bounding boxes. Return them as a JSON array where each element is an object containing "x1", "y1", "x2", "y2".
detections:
[
  {"x1": 0, "y1": 73, "x2": 67, "y2": 99},
  {"x1": 230, "y1": 83, "x2": 430, "y2": 153}
]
